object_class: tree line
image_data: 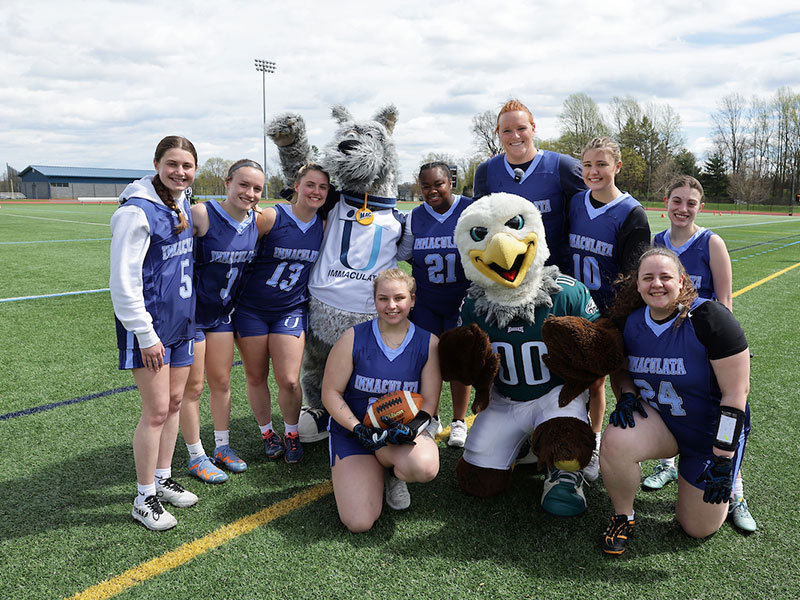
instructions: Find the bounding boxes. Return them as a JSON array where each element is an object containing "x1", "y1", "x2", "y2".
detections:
[{"x1": 183, "y1": 87, "x2": 800, "y2": 207}]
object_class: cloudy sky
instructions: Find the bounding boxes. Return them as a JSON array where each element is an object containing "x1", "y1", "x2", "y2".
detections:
[{"x1": 2, "y1": 0, "x2": 799, "y2": 183}]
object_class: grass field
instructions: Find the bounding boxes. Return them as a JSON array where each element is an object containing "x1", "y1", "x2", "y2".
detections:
[{"x1": 1, "y1": 202, "x2": 799, "y2": 600}]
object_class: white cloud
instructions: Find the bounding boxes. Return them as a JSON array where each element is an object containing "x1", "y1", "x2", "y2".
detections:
[{"x1": 1, "y1": 0, "x2": 799, "y2": 182}]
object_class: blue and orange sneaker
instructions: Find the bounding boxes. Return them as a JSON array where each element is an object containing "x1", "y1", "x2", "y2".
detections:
[
  {"x1": 187, "y1": 455, "x2": 228, "y2": 484},
  {"x1": 213, "y1": 445, "x2": 247, "y2": 473},
  {"x1": 262, "y1": 430, "x2": 285, "y2": 459},
  {"x1": 284, "y1": 431, "x2": 304, "y2": 464}
]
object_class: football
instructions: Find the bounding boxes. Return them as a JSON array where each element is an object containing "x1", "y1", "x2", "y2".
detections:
[{"x1": 363, "y1": 390, "x2": 423, "y2": 429}]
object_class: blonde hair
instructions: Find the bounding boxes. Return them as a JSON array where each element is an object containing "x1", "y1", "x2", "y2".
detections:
[
  {"x1": 291, "y1": 163, "x2": 329, "y2": 204},
  {"x1": 582, "y1": 136, "x2": 621, "y2": 164},
  {"x1": 373, "y1": 268, "x2": 416, "y2": 297}
]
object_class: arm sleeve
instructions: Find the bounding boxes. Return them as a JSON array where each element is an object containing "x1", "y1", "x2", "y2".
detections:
[
  {"x1": 109, "y1": 206, "x2": 160, "y2": 348},
  {"x1": 473, "y1": 161, "x2": 489, "y2": 199},
  {"x1": 558, "y1": 154, "x2": 588, "y2": 201},
  {"x1": 396, "y1": 210, "x2": 414, "y2": 262},
  {"x1": 690, "y1": 301, "x2": 748, "y2": 360},
  {"x1": 617, "y1": 206, "x2": 651, "y2": 274}
]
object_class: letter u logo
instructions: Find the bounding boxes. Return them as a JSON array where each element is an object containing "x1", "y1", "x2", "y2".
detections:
[{"x1": 339, "y1": 221, "x2": 384, "y2": 271}]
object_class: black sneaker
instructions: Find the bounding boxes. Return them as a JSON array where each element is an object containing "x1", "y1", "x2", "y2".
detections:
[
  {"x1": 602, "y1": 514, "x2": 636, "y2": 555},
  {"x1": 284, "y1": 431, "x2": 304, "y2": 464},
  {"x1": 262, "y1": 430, "x2": 285, "y2": 459}
]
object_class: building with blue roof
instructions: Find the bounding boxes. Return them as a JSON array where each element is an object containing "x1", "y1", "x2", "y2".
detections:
[{"x1": 19, "y1": 165, "x2": 154, "y2": 200}]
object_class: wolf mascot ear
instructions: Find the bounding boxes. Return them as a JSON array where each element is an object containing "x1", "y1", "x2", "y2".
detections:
[{"x1": 373, "y1": 105, "x2": 398, "y2": 135}]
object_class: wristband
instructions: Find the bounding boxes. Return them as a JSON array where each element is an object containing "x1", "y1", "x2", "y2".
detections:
[{"x1": 713, "y1": 405, "x2": 745, "y2": 452}]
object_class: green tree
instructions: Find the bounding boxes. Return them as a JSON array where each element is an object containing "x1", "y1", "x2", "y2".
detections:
[
  {"x1": 700, "y1": 152, "x2": 730, "y2": 202},
  {"x1": 558, "y1": 92, "x2": 609, "y2": 157}
]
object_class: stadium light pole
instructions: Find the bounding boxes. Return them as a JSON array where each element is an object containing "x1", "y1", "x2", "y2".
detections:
[{"x1": 254, "y1": 59, "x2": 276, "y2": 197}]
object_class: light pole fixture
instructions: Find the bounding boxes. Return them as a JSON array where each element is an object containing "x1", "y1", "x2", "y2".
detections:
[{"x1": 254, "y1": 58, "x2": 276, "y2": 197}]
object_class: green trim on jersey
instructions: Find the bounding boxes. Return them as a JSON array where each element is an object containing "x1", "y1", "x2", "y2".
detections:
[{"x1": 461, "y1": 275, "x2": 599, "y2": 401}]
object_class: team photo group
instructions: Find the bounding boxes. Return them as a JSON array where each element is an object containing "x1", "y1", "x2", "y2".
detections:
[{"x1": 110, "y1": 98, "x2": 755, "y2": 556}]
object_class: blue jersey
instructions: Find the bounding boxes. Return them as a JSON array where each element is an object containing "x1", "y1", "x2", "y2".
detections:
[
  {"x1": 330, "y1": 319, "x2": 431, "y2": 437},
  {"x1": 193, "y1": 201, "x2": 258, "y2": 330},
  {"x1": 568, "y1": 190, "x2": 642, "y2": 314},
  {"x1": 474, "y1": 151, "x2": 585, "y2": 270},
  {"x1": 114, "y1": 196, "x2": 194, "y2": 348},
  {"x1": 409, "y1": 195, "x2": 474, "y2": 314},
  {"x1": 653, "y1": 228, "x2": 716, "y2": 300},
  {"x1": 623, "y1": 298, "x2": 743, "y2": 456},
  {"x1": 237, "y1": 204, "x2": 323, "y2": 316}
]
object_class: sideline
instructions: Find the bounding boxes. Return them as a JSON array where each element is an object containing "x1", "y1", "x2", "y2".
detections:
[
  {"x1": 0, "y1": 237, "x2": 112, "y2": 245},
  {"x1": 61, "y1": 259, "x2": 800, "y2": 599},
  {"x1": 0, "y1": 288, "x2": 110, "y2": 303},
  {"x1": 0, "y1": 212, "x2": 110, "y2": 226},
  {"x1": 67, "y1": 482, "x2": 334, "y2": 600}
]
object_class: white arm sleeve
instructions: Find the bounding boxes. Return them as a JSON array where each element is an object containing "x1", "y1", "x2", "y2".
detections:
[
  {"x1": 396, "y1": 211, "x2": 414, "y2": 262},
  {"x1": 109, "y1": 205, "x2": 160, "y2": 348}
]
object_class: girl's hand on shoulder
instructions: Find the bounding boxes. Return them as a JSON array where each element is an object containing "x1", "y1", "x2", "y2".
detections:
[
  {"x1": 140, "y1": 342, "x2": 165, "y2": 372},
  {"x1": 257, "y1": 206, "x2": 278, "y2": 237}
]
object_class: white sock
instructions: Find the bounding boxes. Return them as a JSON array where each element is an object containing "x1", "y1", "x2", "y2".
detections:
[
  {"x1": 594, "y1": 432, "x2": 602, "y2": 450},
  {"x1": 154, "y1": 468, "x2": 171, "y2": 485},
  {"x1": 661, "y1": 457, "x2": 676, "y2": 469},
  {"x1": 733, "y1": 475, "x2": 744, "y2": 502},
  {"x1": 214, "y1": 430, "x2": 230, "y2": 449},
  {"x1": 186, "y1": 441, "x2": 205, "y2": 461},
  {"x1": 259, "y1": 422, "x2": 273, "y2": 436},
  {"x1": 136, "y1": 483, "x2": 156, "y2": 504},
  {"x1": 628, "y1": 510, "x2": 635, "y2": 521},
  {"x1": 285, "y1": 422, "x2": 298, "y2": 435}
]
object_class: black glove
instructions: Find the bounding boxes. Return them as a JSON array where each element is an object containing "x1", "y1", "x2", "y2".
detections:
[
  {"x1": 380, "y1": 410, "x2": 432, "y2": 444},
  {"x1": 696, "y1": 455, "x2": 733, "y2": 504},
  {"x1": 352, "y1": 423, "x2": 388, "y2": 450},
  {"x1": 609, "y1": 392, "x2": 648, "y2": 429},
  {"x1": 381, "y1": 418, "x2": 415, "y2": 445}
]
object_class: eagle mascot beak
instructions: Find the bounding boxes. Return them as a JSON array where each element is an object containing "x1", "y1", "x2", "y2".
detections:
[{"x1": 469, "y1": 231, "x2": 538, "y2": 288}]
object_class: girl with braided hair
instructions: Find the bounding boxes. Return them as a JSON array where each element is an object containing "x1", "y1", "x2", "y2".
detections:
[{"x1": 110, "y1": 135, "x2": 199, "y2": 530}]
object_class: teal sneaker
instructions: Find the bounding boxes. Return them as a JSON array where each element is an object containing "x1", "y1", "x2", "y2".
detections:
[
  {"x1": 284, "y1": 432, "x2": 304, "y2": 464},
  {"x1": 642, "y1": 464, "x2": 677, "y2": 490},
  {"x1": 214, "y1": 445, "x2": 247, "y2": 473},
  {"x1": 262, "y1": 430, "x2": 285, "y2": 459},
  {"x1": 541, "y1": 469, "x2": 587, "y2": 517},
  {"x1": 188, "y1": 455, "x2": 228, "y2": 484},
  {"x1": 729, "y1": 499, "x2": 757, "y2": 532}
]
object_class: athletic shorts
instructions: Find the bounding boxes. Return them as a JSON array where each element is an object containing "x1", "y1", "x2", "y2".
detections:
[
  {"x1": 233, "y1": 306, "x2": 307, "y2": 339},
  {"x1": 194, "y1": 314, "x2": 234, "y2": 342},
  {"x1": 672, "y1": 418, "x2": 750, "y2": 491},
  {"x1": 118, "y1": 337, "x2": 195, "y2": 370},
  {"x1": 328, "y1": 420, "x2": 375, "y2": 467},
  {"x1": 462, "y1": 385, "x2": 590, "y2": 471},
  {"x1": 410, "y1": 302, "x2": 459, "y2": 336}
]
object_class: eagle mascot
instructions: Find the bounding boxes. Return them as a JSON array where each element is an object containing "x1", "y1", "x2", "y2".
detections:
[{"x1": 439, "y1": 192, "x2": 624, "y2": 517}]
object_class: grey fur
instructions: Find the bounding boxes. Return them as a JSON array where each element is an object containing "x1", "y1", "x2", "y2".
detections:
[
  {"x1": 468, "y1": 266, "x2": 563, "y2": 329},
  {"x1": 301, "y1": 296, "x2": 376, "y2": 408},
  {"x1": 265, "y1": 112, "x2": 311, "y2": 184}
]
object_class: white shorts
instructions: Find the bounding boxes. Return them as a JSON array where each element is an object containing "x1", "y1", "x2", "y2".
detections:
[{"x1": 462, "y1": 385, "x2": 589, "y2": 471}]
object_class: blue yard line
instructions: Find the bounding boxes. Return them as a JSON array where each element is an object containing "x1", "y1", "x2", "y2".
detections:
[
  {"x1": 1, "y1": 362, "x2": 244, "y2": 421},
  {"x1": 0, "y1": 237, "x2": 112, "y2": 245},
  {"x1": 730, "y1": 239, "x2": 800, "y2": 262},
  {"x1": 0, "y1": 288, "x2": 110, "y2": 303}
]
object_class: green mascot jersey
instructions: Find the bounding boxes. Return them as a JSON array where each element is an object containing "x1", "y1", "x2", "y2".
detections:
[{"x1": 460, "y1": 274, "x2": 599, "y2": 402}]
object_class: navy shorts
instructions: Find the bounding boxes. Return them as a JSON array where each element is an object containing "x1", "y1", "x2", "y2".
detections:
[
  {"x1": 410, "y1": 302, "x2": 458, "y2": 336},
  {"x1": 233, "y1": 306, "x2": 307, "y2": 339},
  {"x1": 118, "y1": 337, "x2": 195, "y2": 370},
  {"x1": 328, "y1": 421, "x2": 375, "y2": 467},
  {"x1": 194, "y1": 314, "x2": 234, "y2": 342}
]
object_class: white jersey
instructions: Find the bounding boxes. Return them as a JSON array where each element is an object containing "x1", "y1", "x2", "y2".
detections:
[{"x1": 309, "y1": 199, "x2": 404, "y2": 313}]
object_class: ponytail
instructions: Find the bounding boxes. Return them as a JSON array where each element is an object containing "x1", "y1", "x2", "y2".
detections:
[{"x1": 153, "y1": 174, "x2": 189, "y2": 233}]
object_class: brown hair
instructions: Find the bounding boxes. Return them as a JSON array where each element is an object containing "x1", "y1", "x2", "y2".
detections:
[
  {"x1": 609, "y1": 247, "x2": 697, "y2": 328},
  {"x1": 291, "y1": 163, "x2": 330, "y2": 203},
  {"x1": 582, "y1": 136, "x2": 621, "y2": 164},
  {"x1": 373, "y1": 268, "x2": 416, "y2": 297},
  {"x1": 153, "y1": 136, "x2": 197, "y2": 234},
  {"x1": 665, "y1": 174, "x2": 704, "y2": 201},
  {"x1": 495, "y1": 99, "x2": 535, "y2": 134},
  {"x1": 226, "y1": 159, "x2": 263, "y2": 181}
]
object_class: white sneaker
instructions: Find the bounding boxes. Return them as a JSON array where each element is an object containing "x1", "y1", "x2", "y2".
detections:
[
  {"x1": 448, "y1": 420, "x2": 468, "y2": 448},
  {"x1": 156, "y1": 477, "x2": 198, "y2": 508},
  {"x1": 298, "y1": 407, "x2": 330, "y2": 442},
  {"x1": 582, "y1": 447, "x2": 600, "y2": 482},
  {"x1": 427, "y1": 415, "x2": 443, "y2": 438},
  {"x1": 384, "y1": 472, "x2": 411, "y2": 510},
  {"x1": 132, "y1": 495, "x2": 177, "y2": 531}
]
